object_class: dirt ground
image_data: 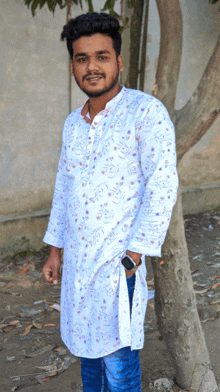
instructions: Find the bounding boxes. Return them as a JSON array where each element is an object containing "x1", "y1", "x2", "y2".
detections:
[{"x1": 1, "y1": 211, "x2": 220, "y2": 392}]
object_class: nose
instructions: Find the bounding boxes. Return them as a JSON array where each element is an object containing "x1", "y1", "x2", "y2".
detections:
[{"x1": 86, "y1": 57, "x2": 100, "y2": 73}]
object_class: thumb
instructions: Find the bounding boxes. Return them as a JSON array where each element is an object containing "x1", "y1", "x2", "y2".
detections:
[{"x1": 52, "y1": 266, "x2": 59, "y2": 285}]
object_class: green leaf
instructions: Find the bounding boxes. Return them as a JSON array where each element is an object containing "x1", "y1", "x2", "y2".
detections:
[
  {"x1": 24, "y1": 0, "x2": 33, "y2": 6},
  {"x1": 87, "y1": 0, "x2": 94, "y2": 13},
  {"x1": 125, "y1": 16, "x2": 129, "y2": 24},
  {"x1": 119, "y1": 26, "x2": 126, "y2": 34},
  {"x1": 127, "y1": 0, "x2": 136, "y2": 9},
  {"x1": 101, "y1": 0, "x2": 116, "y2": 12},
  {"x1": 46, "y1": 0, "x2": 55, "y2": 12},
  {"x1": 39, "y1": 0, "x2": 47, "y2": 9},
  {"x1": 77, "y1": 0, "x2": 83, "y2": 8},
  {"x1": 31, "y1": 0, "x2": 41, "y2": 16},
  {"x1": 109, "y1": 9, "x2": 120, "y2": 19}
]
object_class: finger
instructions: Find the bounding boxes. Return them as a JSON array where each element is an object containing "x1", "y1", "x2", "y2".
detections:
[
  {"x1": 42, "y1": 267, "x2": 53, "y2": 283},
  {"x1": 52, "y1": 267, "x2": 59, "y2": 284}
]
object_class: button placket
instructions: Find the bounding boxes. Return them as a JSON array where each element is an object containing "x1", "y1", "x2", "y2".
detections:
[{"x1": 85, "y1": 114, "x2": 104, "y2": 168}]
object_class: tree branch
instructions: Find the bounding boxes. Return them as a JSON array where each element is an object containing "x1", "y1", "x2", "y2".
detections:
[
  {"x1": 175, "y1": 34, "x2": 220, "y2": 161},
  {"x1": 153, "y1": 0, "x2": 183, "y2": 116},
  {"x1": 127, "y1": 0, "x2": 144, "y2": 89}
]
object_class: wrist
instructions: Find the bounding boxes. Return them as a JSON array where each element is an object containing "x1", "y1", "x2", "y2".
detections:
[
  {"x1": 126, "y1": 250, "x2": 142, "y2": 265},
  {"x1": 50, "y1": 246, "x2": 61, "y2": 256}
]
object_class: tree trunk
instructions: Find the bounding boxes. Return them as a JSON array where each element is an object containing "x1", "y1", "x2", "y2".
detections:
[
  {"x1": 175, "y1": 34, "x2": 220, "y2": 160},
  {"x1": 151, "y1": 192, "x2": 219, "y2": 391},
  {"x1": 151, "y1": 2, "x2": 220, "y2": 390},
  {"x1": 139, "y1": 1, "x2": 149, "y2": 92},
  {"x1": 127, "y1": 0, "x2": 145, "y2": 89},
  {"x1": 121, "y1": 0, "x2": 219, "y2": 389},
  {"x1": 153, "y1": 0, "x2": 183, "y2": 118}
]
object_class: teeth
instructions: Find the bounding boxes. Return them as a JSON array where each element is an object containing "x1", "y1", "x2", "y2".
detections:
[{"x1": 88, "y1": 77, "x2": 101, "y2": 80}]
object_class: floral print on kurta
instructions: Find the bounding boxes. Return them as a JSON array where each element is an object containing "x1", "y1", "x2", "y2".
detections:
[{"x1": 43, "y1": 87, "x2": 178, "y2": 358}]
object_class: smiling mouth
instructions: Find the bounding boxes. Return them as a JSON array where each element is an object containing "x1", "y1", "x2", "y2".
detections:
[{"x1": 85, "y1": 75, "x2": 104, "y2": 81}]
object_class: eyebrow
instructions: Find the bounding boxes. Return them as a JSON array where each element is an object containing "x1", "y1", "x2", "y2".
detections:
[{"x1": 74, "y1": 50, "x2": 111, "y2": 59}]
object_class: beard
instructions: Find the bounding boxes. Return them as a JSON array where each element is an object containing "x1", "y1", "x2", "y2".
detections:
[{"x1": 74, "y1": 69, "x2": 119, "y2": 98}]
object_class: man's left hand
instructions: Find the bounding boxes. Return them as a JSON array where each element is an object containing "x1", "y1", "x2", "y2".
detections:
[{"x1": 125, "y1": 250, "x2": 142, "y2": 278}]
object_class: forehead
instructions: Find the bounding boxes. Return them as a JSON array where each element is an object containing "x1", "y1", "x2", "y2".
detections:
[{"x1": 72, "y1": 33, "x2": 114, "y2": 55}]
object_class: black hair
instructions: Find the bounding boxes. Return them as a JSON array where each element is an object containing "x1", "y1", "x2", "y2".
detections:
[{"x1": 61, "y1": 12, "x2": 122, "y2": 59}]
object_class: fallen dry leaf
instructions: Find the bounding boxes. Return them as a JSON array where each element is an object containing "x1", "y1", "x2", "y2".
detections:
[
  {"x1": 36, "y1": 362, "x2": 57, "y2": 382},
  {"x1": 0, "y1": 323, "x2": 9, "y2": 329},
  {"x1": 44, "y1": 323, "x2": 57, "y2": 327},
  {"x1": 19, "y1": 266, "x2": 29, "y2": 275},
  {"x1": 212, "y1": 283, "x2": 220, "y2": 290},
  {"x1": 210, "y1": 299, "x2": 220, "y2": 305},
  {"x1": 38, "y1": 376, "x2": 55, "y2": 382},
  {"x1": 36, "y1": 363, "x2": 57, "y2": 372},
  {"x1": 32, "y1": 320, "x2": 42, "y2": 329},
  {"x1": 201, "y1": 317, "x2": 216, "y2": 323},
  {"x1": 9, "y1": 320, "x2": 20, "y2": 325},
  {"x1": 4, "y1": 325, "x2": 14, "y2": 332},
  {"x1": 20, "y1": 324, "x2": 33, "y2": 336},
  {"x1": 194, "y1": 288, "x2": 208, "y2": 294},
  {"x1": 160, "y1": 260, "x2": 164, "y2": 265},
  {"x1": 0, "y1": 320, "x2": 20, "y2": 330},
  {"x1": 25, "y1": 344, "x2": 55, "y2": 358}
]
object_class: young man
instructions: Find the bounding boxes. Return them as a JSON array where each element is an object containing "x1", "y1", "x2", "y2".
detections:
[{"x1": 42, "y1": 12, "x2": 178, "y2": 392}]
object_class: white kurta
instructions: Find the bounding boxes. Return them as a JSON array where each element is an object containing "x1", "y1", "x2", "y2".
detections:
[{"x1": 43, "y1": 87, "x2": 178, "y2": 358}]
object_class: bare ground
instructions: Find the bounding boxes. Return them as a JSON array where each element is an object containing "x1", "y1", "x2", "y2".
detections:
[{"x1": 0, "y1": 211, "x2": 220, "y2": 392}]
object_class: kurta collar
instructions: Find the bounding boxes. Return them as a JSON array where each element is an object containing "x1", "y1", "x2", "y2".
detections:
[{"x1": 81, "y1": 86, "x2": 126, "y2": 124}]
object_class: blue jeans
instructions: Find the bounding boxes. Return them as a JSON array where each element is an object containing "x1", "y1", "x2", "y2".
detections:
[{"x1": 81, "y1": 274, "x2": 141, "y2": 392}]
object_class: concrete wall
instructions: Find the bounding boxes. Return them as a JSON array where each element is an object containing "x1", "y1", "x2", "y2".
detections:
[
  {"x1": 0, "y1": 1, "x2": 82, "y2": 255},
  {"x1": 0, "y1": 0, "x2": 220, "y2": 256},
  {"x1": 1, "y1": 2, "x2": 69, "y2": 220}
]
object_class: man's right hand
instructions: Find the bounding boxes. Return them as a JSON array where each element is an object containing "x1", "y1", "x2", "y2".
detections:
[{"x1": 42, "y1": 246, "x2": 61, "y2": 284}]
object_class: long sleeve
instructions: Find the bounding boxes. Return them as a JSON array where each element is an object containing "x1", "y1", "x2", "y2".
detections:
[
  {"x1": 127, "y1": 100, "x2": 178, "y2": 257},
  {"x1": 43, "y1": 122, "x2": 69, "y2": 248}
]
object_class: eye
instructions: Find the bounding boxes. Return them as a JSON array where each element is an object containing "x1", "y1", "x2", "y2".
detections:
[
  {"x1": 98, "y1": 56, "x2": 108, "y2": 60},
  {"x1": 77, "y1": 58, "x2": 87, "y2": 62}
]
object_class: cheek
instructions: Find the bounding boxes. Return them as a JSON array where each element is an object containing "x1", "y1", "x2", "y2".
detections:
[{"x1": 104, "y1": 63, "x2": 118, "y2": 76}]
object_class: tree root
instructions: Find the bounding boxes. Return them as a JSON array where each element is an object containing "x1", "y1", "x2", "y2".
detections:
[{"x1": 190, "y1": 363, "x2": 219, "y2": 392}]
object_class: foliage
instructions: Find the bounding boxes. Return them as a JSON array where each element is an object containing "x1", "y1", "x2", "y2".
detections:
[
  {"x1": 24, "y1": 0, "x2": 130, "y2": 30},
  {"x1": 24, "y1": 0, "x2": 120, "y2": 17}
]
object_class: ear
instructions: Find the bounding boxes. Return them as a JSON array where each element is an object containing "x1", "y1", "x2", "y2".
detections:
[
  {"x1": 70, "y1": 60, "x2": 74, "y2": 76},
  {"x1": 118, "y1": 55, "x2": 124, "y2": 73}
]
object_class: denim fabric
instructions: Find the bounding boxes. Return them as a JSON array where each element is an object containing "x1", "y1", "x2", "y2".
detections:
[{"x1": 81, "y1": 274, "x2": 141, "y2": 392}]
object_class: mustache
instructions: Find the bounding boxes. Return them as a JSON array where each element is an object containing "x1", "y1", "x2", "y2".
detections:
[{"x1": 83, "y1": 73, "x2": 105, "y2": 81}]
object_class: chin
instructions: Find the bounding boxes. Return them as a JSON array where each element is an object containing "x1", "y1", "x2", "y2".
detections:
[
  {"x1": 83, "y1": 81, "x2": 118, "y2": 98},
  {"x1": 86, "y1": 90, "x2": 107, "y2": 98}
]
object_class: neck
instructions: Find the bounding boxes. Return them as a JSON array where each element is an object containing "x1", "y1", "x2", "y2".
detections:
[{"x1": 89, "y1": 82, "x2": 121, "y2": 121}]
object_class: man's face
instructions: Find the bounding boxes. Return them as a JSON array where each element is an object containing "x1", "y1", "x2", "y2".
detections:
[{"x1": 70, "y1": 33, "x2": 124, "y2": 98}]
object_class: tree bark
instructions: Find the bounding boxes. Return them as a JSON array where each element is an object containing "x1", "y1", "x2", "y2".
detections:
[
  {"x1": 139, "y1": 1, "x2": 149, "y2": 92},
  {"x1": 175, "y1": 34, "x2": 220, "y2": 161},
  {"x1": 153, "y1": 0, "x2": 183, "y2": 117},
  {"x1": 127, "y1": 0, "x2": 144, "y2": 89},
  {"x1": 151, "y1": 192, "x2": 219, "y2": 391},
  {"x1": 151, "y1": 2, "x2": 219, "y2": 390}
]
